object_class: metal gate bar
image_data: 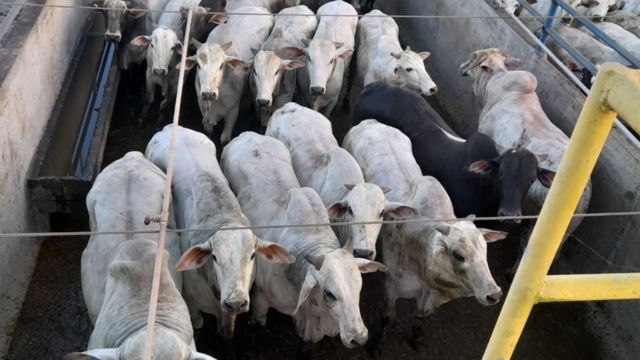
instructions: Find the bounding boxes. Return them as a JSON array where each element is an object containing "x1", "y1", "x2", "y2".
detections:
[{"x1": 483, "y1": 62, "x2": 640, "y2": 360}]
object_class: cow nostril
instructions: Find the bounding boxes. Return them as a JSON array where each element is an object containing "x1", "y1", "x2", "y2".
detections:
[
  {"x1": 429, "y1": 86, "x2": 438, "y2": 95},
  {"x1": 350, "y1": 339, "x2": 361, "y2": 346},
  {"x1": 202, "y1": 92, "x2": 217, "y2": 101},
  {"x1": 486, "y1": 290, "x2": 502, "y2": 305}
]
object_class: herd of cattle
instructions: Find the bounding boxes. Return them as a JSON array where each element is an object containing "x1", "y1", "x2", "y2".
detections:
[
  {"x1": 64, "y1": 0, "x2": 601, "y2": 358},
  {"x1": 500, "y1": 0, "x2": 640, "y2": 83}
]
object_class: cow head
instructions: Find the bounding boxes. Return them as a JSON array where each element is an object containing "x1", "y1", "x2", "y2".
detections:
[
  {"x1": 178, "y1": 41, "x2": 249, "y2": 102},
  {"x1": 131, "y1": 27, "x2": 182, "y2": 78},
  {"x1": 390, "y1": 46, "x2": 438, "y2": 97},
  {"x1": 426, "y1": 222, "x2": 507, "y2": 307},
  {"x1": 580, "y1": 0, "x2": 616, "y2": 20},
  {"x1": 327, "y1": 183, "x2": 416, "y2": 260},
  {"x1": 459, "y1": 48, "x2": 523, "y2": 77},
  {"x1": 468, "y1": 147, "x2": 555, "y2": 223},
  {"x1": 102, "y1": 0, "x2": 142, "y2": 42},
  {"x1": 286, "y1": 38, "x2": 353, "y2": 96},
  {"x1": 295, "y1": 249, "x2": 387, "y2": 348},
  {"x1": 64, "y1": 328, "x2": 217, "y2": 360},
  {"x1": 252, "y1": 50, "x2": 305, "y2": 109},
  {"x1": 495, "y1": 0, "x2": 520, "y2": 15}
]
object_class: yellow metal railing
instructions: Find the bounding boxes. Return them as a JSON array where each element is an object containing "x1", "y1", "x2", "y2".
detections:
[{"x1": 483, "y1": 63, "x2": 640, "y2": 360}]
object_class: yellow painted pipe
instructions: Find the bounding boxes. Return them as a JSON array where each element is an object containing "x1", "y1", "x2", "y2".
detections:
[
  {"x1": 483, "y1": 63, "x2": 640, "y2": 360},
  {"x1": 539, "y1": 274, "x2": 640, "y2": 302}
]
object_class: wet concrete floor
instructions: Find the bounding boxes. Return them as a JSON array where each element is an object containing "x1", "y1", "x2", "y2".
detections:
[{"x1": 6, "y1": 59, "x2": 606, "y2": 360}]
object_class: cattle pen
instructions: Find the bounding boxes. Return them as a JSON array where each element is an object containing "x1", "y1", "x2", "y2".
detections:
[{"x1": 1, "y1": 0, "x2": 640, "y2": 359}]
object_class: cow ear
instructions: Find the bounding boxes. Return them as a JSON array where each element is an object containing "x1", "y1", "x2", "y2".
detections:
[
  {"x1": 337, "y1": 49, "x2": 353, "y2": 60},
  {"x1": 256, "y1": 239, "x2": 295, "y2": 263},
  {"x1": 479, "y1": 228, "x2": 508, "y2": 243},
  {"x1": 281, "y1": 59, "x2": 305, "y2": 70},
  {"x1": 176, "y1": 56, "x2": 197, "y2": 70},
  {"x1": 225, "y1": 57, "x2": 250, "y2": 74},
  {"x1": 505, "y1": 56, "x2": 523, "y2": 70},
  {"x1": 220, "y1": 41, "x2": 233, "y2": 51},
  {"x1": 467, "y1": 159, "x2": 499, "y2": 174},
  {"x1": 304, "y1": 254, "x2": 324, "y2": 271},
  {"x1": 333, "y1": 41, "x2": 344, "y2": 49},
  {"x1": 355, "y1": 258, "x2": 388, "y2": 273},
  {"x1": 282, "y1": 47, "x2": 305, "y2": 58},
  {"x1": 174, "y1": 41, "x2": 183, "y2": 55},
  {"x1": 192, "y1": 351, "x2": 217, "y2": 360},
  {"x1": 130, "y1": 35, "x2": 151, "y2": 47},
  {"x1": 390, "y1": 52, "x2": 401, "y2": 59},
  {"x1": 418, "y1": 51, "x2": 431, "y2": 60},
  {"x1": 64, "y1": 349, "x2": 119, "y2": 360},
  {"x1": 327, "y1": 201, "x2": 348, "y2": 219},
  {"x1": 210, "y1": 13, "x2": 228, "y2": 24},
  {"x1": 385, "y1": 202, "x2": 418, "y2": 219},
  {"x1": 436, "y1": 224, "x2": 451, "y2": 236},
  {"x1": 294, "y1": 271, "x2": 317, "y2": 314},
  {"x1": 176, "y1": 242, "x2": 212, "y2": 271},
  {"x1": 537, "y1": 167, "x2": 556, "y2": 188}
]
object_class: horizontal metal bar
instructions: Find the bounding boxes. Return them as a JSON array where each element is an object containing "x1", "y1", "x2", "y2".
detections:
[
  {"x1": 539, "y1": 273, "x2": 640, "y2": 302},
  {"x1": 552, "y1": 0, "x2": 640, "y2": 68}
]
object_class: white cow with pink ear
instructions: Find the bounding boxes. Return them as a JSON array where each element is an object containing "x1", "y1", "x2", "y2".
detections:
[
  {"x1": 344, "y1": 120, "x2": 507, "y2": 317},
  {"x1": 221, "y1": 132, "x2": 387, "y2": 348},
  {"x1": 145, "y1": 125, "x2": 294, "y2": 339},
  {"x1": 285, "y1": 0, "x2": 358, "y2": 117},
  {"x1": 266, "y1": 103, "x2": 416, "y2": 260},
  {"x1": 459, "y1": 47, "x2": 592, "y2": 240},
  {"x1": 357, "y1": 9, "x2": 438, "y2": 97}
]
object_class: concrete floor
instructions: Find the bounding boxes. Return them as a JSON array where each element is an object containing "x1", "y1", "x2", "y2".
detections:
[{"x1": 5, "y1": 64, "x2": 606, "y2": 360}]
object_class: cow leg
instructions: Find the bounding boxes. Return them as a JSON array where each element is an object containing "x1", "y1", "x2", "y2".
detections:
[
  {"x1": 251, "y1": 288, "x2": 270, "y2": 326},
  {"x1": 160, "y1": 79, "x2": 170, "y2": 111},
  {"x1": 220, "y1": 105, "x2": 239, "y2": 146},
  {"x1": 383, "y1": 277, "x2": 399, "y2": 320},
  {"x1": 145, "y1": 72, "x2": 155, "y2": 104}
]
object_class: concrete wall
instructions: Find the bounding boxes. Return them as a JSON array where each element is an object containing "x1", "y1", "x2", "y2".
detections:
[
  {"x1": 0, "y1": 1, "x2": 89, "y2": 357},
  {"x1": 377, "y1": 0, "x2": 640, "y2": 358}
]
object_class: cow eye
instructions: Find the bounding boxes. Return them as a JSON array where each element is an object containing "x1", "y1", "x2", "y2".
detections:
[
  {"x1": 347, "y1": 207, "x2": 353, "y2": 216},
  {"x1": 452, "y1": 251, "x2": 465, "y2": 262},
  {"x1": 379, "y1": 210, "x2": 385, "y2": 218},
  {"x1": 150, "y1": 43, "x2": 154, "y2": 48},
  {"x1": 220, "y1": 63, "x2": 225, "y2": 70},
  {"x1": 330, "y1": 58, "x2": 335, "y2": 65},
  {"x1": 275, "y1": 69, "x2": 280, "y2": 76},
  {"x1": 212, "y1": 254, "x2": 218, "y2": 263},
  {"x1": 406, "y1": 68, "x2": 413, "y2": 72},
  {"x1": 250, "y1": 252, "x2": 256, "y2": 260},
  {"x1": 323, "y1": 289, "x2": 337, "y2": 301}
]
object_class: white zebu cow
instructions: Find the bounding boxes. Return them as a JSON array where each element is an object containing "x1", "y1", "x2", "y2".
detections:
[
  {"x1": 265, "y1": 103, "x2": 415, "y2": 260},
  {"x1": 131, "y1": 0, "x2": 202, "y2": 109},
  {"x1": 225, "y1": 0, "x2": 297, "y2": 11},
  {"x1": 251, "y1": 5, "x2": 316, "y2": 125},
  {"x1": 288, "y1": 0, "x2": 358, "y2": 116},
  {"x1": 357, "y1": 10, "x2": 438, "y2": 97},
  {"x1": 145, "y1": 125, "x2": 293, "y2": 338},
  {"x1": 66, "y1": 240, "x2": 215, "y2": 360},
  {"x1": 459, "y1": 48, "x2": 592, "y2": 238},
  {"x1": 579, "y1": 0, "x2": 619, "y2": 19},
  {"x1": 547, "y1": 27, "x2": 630, "y2": 76},
  {"x1": 81, "y1": 151, "x2": 182, "y2": 325},
  {"x1": 101, "y1": 0, "x2": 145, "y2": 42},
  {"x1": 221, "y1": 132, "x2": 386, "y2": 347},
  {"x1": 592, "y1": 21, "x2": 640, "y2": 59},
  {"x1": 606, "y1": 10, "x2": 640, "y2": 37},
  {"x1": 343, "y1": 120, "x2": 506, "y2": 316},
  {"x1": 301, "y1": 0, "x2": 363, "y2": 12},
  {"x1": 193, "y1": 6, "x2": 274, "y2": 144}
]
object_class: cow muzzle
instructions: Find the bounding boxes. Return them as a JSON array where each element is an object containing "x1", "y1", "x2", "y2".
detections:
[
  {"x1": 256, "y1": 98, "x2": 271, "y2": 107},
  {"x1": 152, "y1": 67, "x2": 168, "y2": 77},
  {"x1": 310, "y1": 86, "x2": 326, "y2": 95},
  {"x1": 423, "y1": 85, "x2": 438, "y2": 96},
  {"x1": 342, "y1": 329, "x2": 368, "y2": 349},
  {"x1": 201, "y1": 91, "x2": 218, "y2": 101},
  {"x1": 105, "y1": 32, "x2": 122, "y2": 42},
  {"x1": 478, "y1": 288, "x2": 503, "y2": 306},
  {"x1": 353, "y1": 248, "x2": 375, "y2": 260},
  {"x1": 498, "y1": 208, "x2": 522, "y2": 224},
  {"x1": 222, "y1": 297, "x2": 249, "y2": 314}
]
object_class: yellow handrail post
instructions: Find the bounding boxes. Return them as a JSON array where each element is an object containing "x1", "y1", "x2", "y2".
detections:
[{"x1": 483, "y1": 63, "x2": 640, "y2": 360}]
